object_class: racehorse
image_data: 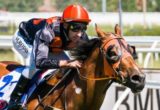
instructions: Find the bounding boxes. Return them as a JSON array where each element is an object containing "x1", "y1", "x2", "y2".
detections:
[{"x1": 0, "y1": 24, "x2": 145, "y2": 110}]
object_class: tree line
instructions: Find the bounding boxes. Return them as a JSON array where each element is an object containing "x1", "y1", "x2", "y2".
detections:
[{"x1": 0, "y1": 0, "x2": 159, "y2": 12}]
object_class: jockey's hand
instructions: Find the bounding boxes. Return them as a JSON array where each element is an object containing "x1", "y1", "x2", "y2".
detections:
[{"x1": 59, "y1": 60, "x2": 82, "y2": 68}]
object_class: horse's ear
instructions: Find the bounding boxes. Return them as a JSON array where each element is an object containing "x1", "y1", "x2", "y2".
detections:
[
  {"x1": 95, "y1": 24, "x2": 106, "y2": 38},
  {"x1": 114, "y1": 24, "x2": 121, "y2": 36}
]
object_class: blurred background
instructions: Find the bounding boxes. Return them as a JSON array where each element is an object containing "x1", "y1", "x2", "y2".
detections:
[
  {"x1": 1, "y1": 0, "x2": 160, "y2": 66},
  {"x1": 0, "y1": 0, "x2": 160, "y2": 110}
]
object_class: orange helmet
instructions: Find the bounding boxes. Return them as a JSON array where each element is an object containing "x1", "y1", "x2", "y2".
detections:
[{"x1": 62, "y1": 4, "x2": 91, "y2": 23}]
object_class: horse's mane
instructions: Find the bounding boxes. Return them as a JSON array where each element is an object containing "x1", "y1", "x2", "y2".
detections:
[{"x1": 70, "y1": 38, "x2": 101, "y2": 60}]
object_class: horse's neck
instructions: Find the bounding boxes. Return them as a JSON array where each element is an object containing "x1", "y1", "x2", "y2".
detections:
[
  {"x1": 82, "y1": 43, "x2": 116, "y2": 78},
  {"x1": 81, "y1": 47, "x2": 100, "y2": 77}
]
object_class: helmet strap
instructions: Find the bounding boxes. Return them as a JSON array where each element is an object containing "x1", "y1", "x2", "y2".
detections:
[
  {"x1": 61, "y1": 23, "x2": 71, "y2": 47},
  {"x1": 63, "y1": 29, "x2": 70, "y2": 42}
]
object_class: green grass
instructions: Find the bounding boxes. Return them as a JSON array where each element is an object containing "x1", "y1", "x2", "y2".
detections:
[
  {"x1": 86, "y1": 24, "x2": 114, "y2": 36},
  {"x1": 1, "y1": 24, "x2": 160, "y2": 36},
  {"x1": 124, "y1": 24, "x2": 160, "y2": 36},
  {"x1": 0, "y1": 49, "x2": 15, "y2": 61},
  {"x1": 87, "y1": 24, "x2": 160, "y2": 36}
]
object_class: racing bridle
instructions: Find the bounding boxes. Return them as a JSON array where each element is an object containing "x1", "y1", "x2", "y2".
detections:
[{"x1": 76, "y1": 33, "x2": 138, "y2": 92}]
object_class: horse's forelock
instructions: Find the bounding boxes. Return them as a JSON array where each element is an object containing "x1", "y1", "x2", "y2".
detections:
[{"x1": 70, "y1": 38, "x2": 101, "y2": 60}]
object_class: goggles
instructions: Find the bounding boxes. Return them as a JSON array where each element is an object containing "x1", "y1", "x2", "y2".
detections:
[{"x1": 69, "y1": 22, "x2": 87, "y2": 32}]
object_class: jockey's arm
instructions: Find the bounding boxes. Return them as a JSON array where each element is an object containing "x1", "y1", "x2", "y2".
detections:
[
  {"x1": 34, "y1": 25, "x2": 60, "y2": 69},
  {"x1": 33, "y1": 25, "x2": 82, "y2": 69}
]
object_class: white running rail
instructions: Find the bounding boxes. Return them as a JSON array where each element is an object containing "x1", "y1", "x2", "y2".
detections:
[
  {"x1": 143, "y1": 41, "x2": 159, "y2": 68},
  {"x1": 112, "y1": 88, "x2": 131, "y2": 110}
]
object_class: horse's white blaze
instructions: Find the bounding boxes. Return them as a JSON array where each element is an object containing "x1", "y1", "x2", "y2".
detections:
[{"x1": 75, "y1": 87, "x2": 82, "y2": 94}]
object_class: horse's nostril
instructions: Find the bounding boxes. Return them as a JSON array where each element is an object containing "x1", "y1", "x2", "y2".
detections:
[{"x1": 131, "y1": 75, "x2": 142, "y2": 83}]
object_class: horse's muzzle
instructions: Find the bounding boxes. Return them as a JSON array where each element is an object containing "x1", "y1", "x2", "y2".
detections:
[{"x1": 127, "y1": 73, "x2": 146, "y2": 93}]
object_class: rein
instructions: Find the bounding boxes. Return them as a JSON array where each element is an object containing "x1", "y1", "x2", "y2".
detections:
[
  {"x1": 35, "y1": 69, "x2": 72, "y2": 110},
  {"x1": 76, "y1": 68, "x2": 119, "y2": 81}
]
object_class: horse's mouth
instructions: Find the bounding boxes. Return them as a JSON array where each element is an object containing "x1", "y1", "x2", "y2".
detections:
[
  {"x1": 121, "y1": 72, "x2": 146, "y2": 93},
  {"x1": 126, "y1": 81, "x2": 145, "y2": 93},
  {"x1": 122, "y1": 76, "x2": 145, "y2": 94},
  {"x1": 131, "y1": 87, "x2": 144, "y2": 93}
]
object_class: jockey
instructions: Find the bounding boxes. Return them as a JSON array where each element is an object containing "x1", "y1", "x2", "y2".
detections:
[{"x1": 9, "y1": 4, "x2": 91, "y2": 109}]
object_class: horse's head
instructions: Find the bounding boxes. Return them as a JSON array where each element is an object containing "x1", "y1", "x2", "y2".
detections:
[{"x1": 95, "y1": 24, "x2": 145, "y2": 93}]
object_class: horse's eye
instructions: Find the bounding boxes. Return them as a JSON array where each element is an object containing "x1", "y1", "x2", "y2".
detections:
[
  {"x1": 106, "y1": 45, "x2": 121, "y2": 63},
  {"x1": 108, "y1": 51, "x2": 116, "y2": 56}
]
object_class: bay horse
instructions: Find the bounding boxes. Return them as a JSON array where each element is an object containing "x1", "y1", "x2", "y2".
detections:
[{"x1": 0, "y1": 24, "x2": 145, "y2": 110}]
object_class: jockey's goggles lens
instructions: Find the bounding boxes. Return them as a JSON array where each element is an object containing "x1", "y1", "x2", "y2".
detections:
[{"x1": 69, "y1": 23, "x2": 87, "y2": 32}]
